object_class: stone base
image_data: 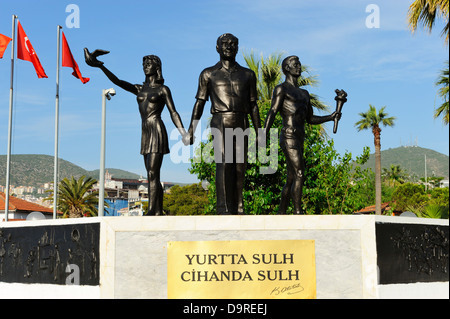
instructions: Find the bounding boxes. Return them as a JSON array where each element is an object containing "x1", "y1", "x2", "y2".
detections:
[{"x1": 0, "y1": 215, "x2": 448, "y2": 299}]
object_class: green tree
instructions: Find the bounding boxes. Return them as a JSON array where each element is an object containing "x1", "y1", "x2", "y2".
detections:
[
  {"x1": 408, "y1": 0, "x2": 449, "y2": 43},
  {"x1": 243, "y1": 51, "x2": 283, "y2": 103},
  {"x1": 302, "y1": 129, "x2": 373, "y2": 214},
  {"x1": 355, "y1": 105, "x2": 396, "y2": 215},
  {"x1": 429, "y1": 186, "x2": 450, "y2": 206},
  {"x1": 393, "y1": 183, "x2": 449, "y2": 218},
  {"x1": 391, "y1": 182, "x2": 429, "y2": 212},
  {"x1": 46, "y1": 176, "x2": 105, "y2": 218},
  {"x1": 408, "y1": 1, "x2": 449, "y2": 125},
  {"x1": 163, "y1": 183, "x2": 208, "y2": 215},
  {"x1": 382, "y1": 164, "x2": 407, "y2": 187},
  {"x1": 434, "y1": 61, "x2": 449, "y2": 125},
  {"x1": 367, "y1": 169, "x2": 396, "y2": 207},
  {"x1": 400, "y1": 186, "x2": 449, "y2": 219},
  {"x1": 418, "y1": 204, "x2": 449, "y2": 219}
]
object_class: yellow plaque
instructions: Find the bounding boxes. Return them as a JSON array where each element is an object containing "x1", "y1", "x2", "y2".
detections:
[{"x1": 167, "y1": 240, "x2": 316, "y2": 299}]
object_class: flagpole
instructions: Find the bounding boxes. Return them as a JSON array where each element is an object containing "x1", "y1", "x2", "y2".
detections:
[
  {"x1": 99, "y1": 90, "x2": 107, "y2": 217},
  {"x1": 4, "y1": 15, "x2": 17, "y2": 222},
  {"x1": 53, "y1": 25, "x2": 62, "y2": 219}
]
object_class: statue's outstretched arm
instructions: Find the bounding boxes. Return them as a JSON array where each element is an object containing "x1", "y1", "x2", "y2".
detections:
[
  {"x1": 84, "y1": 48, "x2": 138, "y2": 95},
  {"x1": 306, "y1": 95, "x2": 338, "y2": 125}
]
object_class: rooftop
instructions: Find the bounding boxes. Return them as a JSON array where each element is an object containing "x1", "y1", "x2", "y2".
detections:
[
  {"x1": 355, "y1": 202, "x2": 402, "y2": 215},
  {"x1": 0, "y1": 192, "x2": 55, "y2": 214}
]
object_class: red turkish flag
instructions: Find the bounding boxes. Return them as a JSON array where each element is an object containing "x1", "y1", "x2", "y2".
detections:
[
  {"x1": 0, "y1": 33, "x2": 12, "y2": 59},
  {"x1": 16, "y1": 21, "x2": 48, "y2": 78},
  {"x1": 62, "y1": 32, "x2": 89, "y2": 84}
]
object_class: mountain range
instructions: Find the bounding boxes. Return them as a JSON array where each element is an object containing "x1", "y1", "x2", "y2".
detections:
[
  {"x1": 0, "y1": 154, "x2": 141, "y2": 187},
  {"x1": 359, "y1": 146, "x2": 449, "y2": 180},
  {"x1": 0, "y1": 146, "x2": 448, "y2": 187}
]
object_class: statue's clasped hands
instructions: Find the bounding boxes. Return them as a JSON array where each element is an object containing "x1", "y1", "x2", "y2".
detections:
[{"x1": 182, "y1": 131, "x2": 195, "y2": 146}]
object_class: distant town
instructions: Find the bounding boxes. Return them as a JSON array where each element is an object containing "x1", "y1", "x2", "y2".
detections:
[
  {"x1": 0, "y1": 183, "x2": 53, "y2": 207},
  {"x1": 0, "y1": 170, "x2": 177, "y2": 217}
]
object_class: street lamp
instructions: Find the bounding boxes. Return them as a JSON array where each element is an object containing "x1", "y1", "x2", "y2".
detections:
[{"x1": 98, "y1": 88, "x2": 116, "y2": 217}]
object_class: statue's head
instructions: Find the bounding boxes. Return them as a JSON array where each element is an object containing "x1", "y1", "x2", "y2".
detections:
[
  {"x1": 282, "y1": 55, "x2": 302, "y2": 77},
  {"x1": 216, "y1": 33, "x2": 239, "y2": 60},
  {"x1": 143, "y1": 55, "x2": 164, "y2": 84}
]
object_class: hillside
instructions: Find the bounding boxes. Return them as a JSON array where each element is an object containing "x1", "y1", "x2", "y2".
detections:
[
  {"x1": 1, "y1": 147, "x2": 448, "y2": 187},
  {"x1": 0, "y1": 154, "x2": 141, "y2": 187},
  {"x1": 360, "y1": 146, "x2": 449, "y2": 179}
]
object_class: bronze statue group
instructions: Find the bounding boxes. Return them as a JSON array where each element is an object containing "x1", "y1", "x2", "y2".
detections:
[{"x1": 84, "y1": 33, "x2": 346, "y2": 216}]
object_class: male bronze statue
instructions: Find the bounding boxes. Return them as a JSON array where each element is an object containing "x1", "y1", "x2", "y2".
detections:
[
  {"x1": 84, "y1": 49, "x2": 188, "y2": 216},
  {"x1": 263, "y1": 55, "x2": 345, "y2": 214},
  {"x1": 184, "y1": 33, "x2": 262, "y2": 215}
]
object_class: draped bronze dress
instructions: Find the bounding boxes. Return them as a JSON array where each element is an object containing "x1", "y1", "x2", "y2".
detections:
[{"x1": 136, "y1": 84, "x2": 170, "y2": 155}]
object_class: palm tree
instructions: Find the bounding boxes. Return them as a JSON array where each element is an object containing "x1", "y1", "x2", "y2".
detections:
[
  {"x1": 46, "y1": 175, "x2": 105, "y2": 218},
  {"x1": 408, "y1": 2, "x2": 449, "y2": 124},
  {"x1": 382, "y1": 164, "x2": 406, "y2": 187},
  {"x1": 243, "y1": 51, "x2": 329, "y2": 111},
  {"x1": 355, "y1": 105, "x2": 396, "y2": 215},
  {"x1": 407, "y1": 0, "x2": 449, "y2": 43},
  {"x1": 243, "y1": 51, "x2": 282, "y2": 103},
  {"x1": 435, "y1": 61, "x2": 449, "y2": 125},
  {"x1": 410, "y1": 203, "x2": 449, "y2": 219}
]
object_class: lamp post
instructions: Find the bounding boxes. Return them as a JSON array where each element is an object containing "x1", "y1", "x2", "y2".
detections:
[{"x1": 98, "y1": 88, "x2": 116, "y2": 217}]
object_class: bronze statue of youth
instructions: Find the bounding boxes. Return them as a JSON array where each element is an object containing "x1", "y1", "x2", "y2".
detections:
[
  {"x1": 264, "y1": 55, "x2": 344, "y2": 214},
  {"x1": 84, "y1": 49, "x2": 187, "y2": 216},
  {"x1": 184, "y1": 33, "x2": 262, "y2": 215}
]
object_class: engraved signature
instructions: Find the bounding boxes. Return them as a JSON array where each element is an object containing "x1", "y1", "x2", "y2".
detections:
[{"x1": 270, "y1": 283, "x2": 304, "y2": 296}]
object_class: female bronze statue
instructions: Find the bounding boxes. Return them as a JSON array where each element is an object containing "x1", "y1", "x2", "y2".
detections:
[
  {"x1": 264, "y1": 55, "x2": 342, "y2": 214},
  {"x1": 84, "y1": 49, "x2": 187, "y2": 216}
]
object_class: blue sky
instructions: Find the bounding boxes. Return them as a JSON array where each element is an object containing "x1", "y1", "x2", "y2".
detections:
[{"x1": 1, "y1": 0, "x2": 448, "y2": 184}]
